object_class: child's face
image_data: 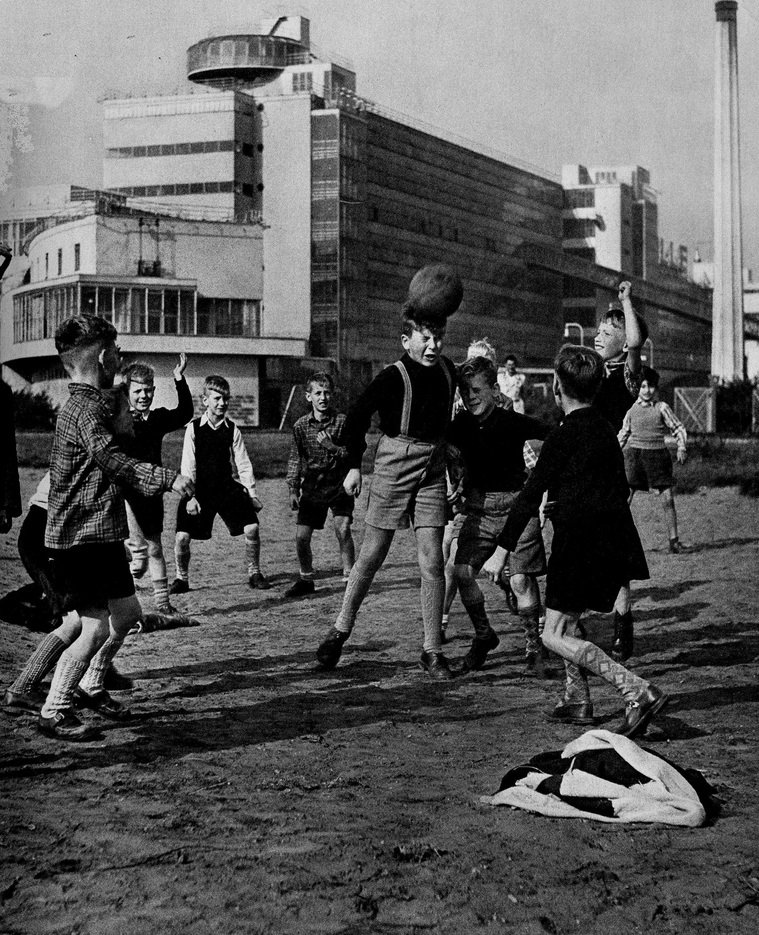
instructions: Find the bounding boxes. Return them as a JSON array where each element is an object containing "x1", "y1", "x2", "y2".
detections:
[
  {"x1": 504, "y1": 358, "x2": 517, "y2": 375},
  {"x1": 461, "y1": 372, "x2": 499, "y2": 421},
  {"x1": 402, "y1": 325, "x2": 445, "y2": 367},
  {"x1": 203, "y1": 388, "x2": 229, "y2": 423},
  {"x1": 306, "y1": 381, "x2": 332, "y2": 415},
  {"x1": 638, "y1": 380, "x2": 657, "y2": 403},
  {"x1": 594, "y1": 320, "x2": 626, "y2": 361},
  {"x1": 128, "y1": 379, "x2": 156, "y2": 413}
]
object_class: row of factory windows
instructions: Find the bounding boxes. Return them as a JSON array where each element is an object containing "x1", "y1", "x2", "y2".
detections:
[{"x1": 106, "y1": 140, "x2": 263, "y2": 159}]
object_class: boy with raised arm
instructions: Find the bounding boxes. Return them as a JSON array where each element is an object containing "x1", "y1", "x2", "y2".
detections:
[{"x1": 315, "y1": 265, "x2": 462, "y2": 679}]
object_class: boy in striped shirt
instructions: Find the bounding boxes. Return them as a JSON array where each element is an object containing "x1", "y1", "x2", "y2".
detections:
[{"x1": 618, "y1": 366, "x2": 688, "y2": 554}]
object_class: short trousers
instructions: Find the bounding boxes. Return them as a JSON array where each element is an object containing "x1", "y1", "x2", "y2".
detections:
[
  {"x1": 17, "y1": 505, "x2": 62, "y2": 615},
  {"x1": 365, "y1": 434, "x2": 447, "y2": 530},
  {"x1": 49, "y1": 542, "x2": 135, "y2": 612},
  {"x1": 455, "y1": 490, "x2": 546, "y2": 577},
  {"x1": 176, "y1": 484, "x2": 260, "y2": 540},
  {"x1": 624, "y1": 446, "x2": 674, "y2": 491},
  {"x1": 125, "y1": 494, "x2": 164, "y2": 539},
  {"x1": 297, "y1": 492, "x2": 354, "y2": 530}
]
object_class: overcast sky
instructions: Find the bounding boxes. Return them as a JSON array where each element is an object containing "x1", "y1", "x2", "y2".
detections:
[{"x1": 2, "y1": 0, "x2": 758, "y2": 269}]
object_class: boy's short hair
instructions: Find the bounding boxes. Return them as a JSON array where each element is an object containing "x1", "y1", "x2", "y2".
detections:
[
  {"x1": 554, "y1": 344, "x2": 604, "y2": 403},
  {"x1": 640, "y1": 365, "x2": 660, "y2": 387},
  {"x1": 122, "y1": 362, "x2": 155, "y2": 386},
  {"x1": 306, "y1": 371, "x2": 335, "y2": 392},
  {"x1": 504, "y1": 354, "x2": 519, "y2": 366},
  {"x1": 600, "y1": 306, "x2": 650, "y2": 344},
  {"x1": 203, "y1": 375, "x2": 230, "y2": 398},
  {"x1": 400, "y1": 314, "x2": 448, "y2": 339},
  {"x1": 466, "y1": 337, "x2": 497, "y2": 363},
  {"x1": 458, "y1": 354, "x2": 498, "y2": 389},
  {"x1": 55, "y1": 314, "x2": 117, "y2": 356}
]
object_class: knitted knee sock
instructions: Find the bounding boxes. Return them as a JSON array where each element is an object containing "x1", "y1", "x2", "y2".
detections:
[
  {"x1": 461, "y1": 596, "x2": 492, "y2": 640},
  {"x1": 79, "y1": 637, "x2": 124, "y2": 695},
  {"x1": 562, "y1": 661, "x2": 591, "y2": 702},
  {"x1": 153, "y1": 577, "x2": 171, "y2": 612},
  {"x1": 572, "y1": 641, "x2": 648, "y2": 702},
  {"x1": 40, "y1": 651, "x2": 89, "y2": 718},
  {"x1": 175, "y1": 538, "x2": 191, "y2": 582},
  {"x1": 420, "y1": 576, "x2": 445, "y2": 654},
  {"x1": 245, "y1": 530, "x2": 260, "y2": 576},
  {"x1": 335, "y1": 566, "x2": 375, "y2": 634},
  {"x1": 10, "y1": 634, "x2": 68, "y2": 694},
  {"x1": 518, "y1": 603, "x2": 541, "y2": 657}
]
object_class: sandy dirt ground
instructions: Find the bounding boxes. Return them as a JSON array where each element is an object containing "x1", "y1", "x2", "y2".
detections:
[{"x1": 1, "y1": 468, "x2": 758, "y2": 935}]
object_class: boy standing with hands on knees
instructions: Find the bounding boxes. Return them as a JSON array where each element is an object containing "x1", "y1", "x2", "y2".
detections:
[
  {"x1": 285, "y1": 372, "x2": 354, "y2": 597},
  {"x1": 484, "y1": 345, "x2": 668, "y2": 738},
  {"x1": 315, "y1": 265, "x2": 462, "y2": 679},
  {"x1": 38, "y1": 314, "x2": 194, "y2": 740},
  {"x1": 171, "y1": 375, "x2": 270, "y2": 594}
]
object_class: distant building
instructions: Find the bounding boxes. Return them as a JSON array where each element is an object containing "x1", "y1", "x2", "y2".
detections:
[{"x1": 1, "y1": 16, "x2": 714, "y2": 421}]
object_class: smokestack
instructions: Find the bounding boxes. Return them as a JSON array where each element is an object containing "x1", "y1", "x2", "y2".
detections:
[{"x1": 712, "y1": 1, "x2": 745, "y2": 381}]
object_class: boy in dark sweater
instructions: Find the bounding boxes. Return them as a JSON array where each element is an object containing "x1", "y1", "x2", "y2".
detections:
[
  {"x1": 448, "y1": 356, "x2": 549, "y2": 675},
  {"x1": 486, "y1": 344, "x2": 668, "y2": 738},
  {"x1": 593, "y1": 280, "x2": 648, "y2": 662},
  {"x1": 171, "y1": 375, "x2": 270, "y2": 593},
  {"x1": 316, "y1": 265, "x2": 462, "y2": 679},
  {"x1": 121, "y1": 356, "x2": 194, "y2": 612}
]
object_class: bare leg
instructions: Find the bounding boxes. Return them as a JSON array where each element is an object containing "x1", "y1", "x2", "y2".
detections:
[{"x1": 333, "y1": 515, "x2": 355, "y2": 577}]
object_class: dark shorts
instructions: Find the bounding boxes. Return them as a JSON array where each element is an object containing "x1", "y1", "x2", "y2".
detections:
[
  {"x1": 49, "y1": 542, "x2": 135, "y2": 613},
  {"x1": 176, "y1": 484, "x2": 259, "y2": 540},
  {"x1": 297, "y1": 492, "x2": 354, "y2": 530},
  {"x1": 455, "y1": 490, "x2": 546, "y2": 577},
  {"x1": 366, "y1": 434, "x2": 447, "y2": 530},
  {"x1": 125, "y1": 493, "x2": 164, "y2": 538},
  {"x1": 624, "y1": 446, "x2": 674, "y2": 491}
]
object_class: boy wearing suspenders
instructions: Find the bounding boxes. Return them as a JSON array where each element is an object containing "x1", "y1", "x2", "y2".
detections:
[{"x1": 316, "y1": 265, "x2": 462, "y2": 679}]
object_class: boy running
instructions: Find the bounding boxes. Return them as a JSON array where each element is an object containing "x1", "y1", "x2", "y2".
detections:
[
  {"x1": 37, "y1": 314, "x2": 193, "y2": 740},
  {"x1": 171, "y1": 375, "x2": 270, "y2": 594},
  {"x1": 315, "y1": 264, "x2": 462, "y2": 679},
  {"x1": 285, "y1": 372, "x2": 354, "y2": 597},
  {"x1": 448, "y1": 356, "x2": 550, "y2": 675},
  {"x1": 618, "y1": 366, "x2": 688, "y2": 553},
  {"x1": 485, "y1": 344, "x2": 668, "y2": 738},
  {"x1": 121, "y1": 355, "x2": 194, "y2": 611}
]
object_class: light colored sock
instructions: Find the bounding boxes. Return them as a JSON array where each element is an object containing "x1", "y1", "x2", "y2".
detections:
[
  {"x1": 518, "y1": 603, "x2": 541, "y2": 657},
  {"x1": 175, "y1": 539, "x2": 190, "y2": 581},
  {"x1": 562, "y1": 660, "x2": 591, "y2": 702},
  {"x1": 461, "y1": 597, "x2": 491, "y2": 640},
  {"x1": 300, "y1": 571, "x2": 315, "y2": 581},
  {"x1": 79, "y1": 637, "x2": 124, "y2": 694},
  {"x1": 335, "y1": 566, "x2": 375, "y2": 634},
  {"x1": 10, "y1": 634, "x2": 68, "y2": 694},
  {"x1": 40, "y1": 651, "x2": 89, "y2": 718},
  {"x1": 153, "y1": 577, "x2": 170, "y2": 611},
  {"x1": 572, "y1": 641, "x2": 648, "y2": 702},
  {"x1": 420, "y1": 576, "x2": 445, "y2": 653}
]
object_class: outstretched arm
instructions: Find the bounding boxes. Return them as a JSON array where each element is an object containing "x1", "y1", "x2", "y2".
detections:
[{"x1": 619, "y1": 281, "x2": 643, "y2": 374}]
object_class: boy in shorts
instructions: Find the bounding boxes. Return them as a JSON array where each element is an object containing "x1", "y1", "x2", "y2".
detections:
[
  {"x1": 121, "y1": 355, "x2": 194, "y2": 611},
  {"x1": 593, "y1": 280, "x2": 648, "y2": 662},
  {"x1": 449, "y1": 356, "x2": 550, "y2": 675},
  {"x1": 171, "y1": 375, "x2": 270, "y2": 593},
  {"x1": 485, "y1": 344, "x2": 668, "y2": 738},
  {"x1": 618, "y1": 366, "x2": 688, "y2": 553},
  {"x1": 315, "y1": 264, "x2": 462, "y2": 679},
  {"x1": 285, "y1": 372, "x2": 354, "y2": 597},
  {"x1": 37, "y1": 314, "x2": 194, "y2": 740}
]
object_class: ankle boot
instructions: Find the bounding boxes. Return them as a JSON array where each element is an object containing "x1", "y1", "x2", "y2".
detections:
[{"x1": 612, "y1": 611, "x2": 634, "y2": 662}]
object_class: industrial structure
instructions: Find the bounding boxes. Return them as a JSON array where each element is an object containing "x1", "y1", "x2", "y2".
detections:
[{"x1": 1, "y1": 15, "x2": 715, "y2": 425}]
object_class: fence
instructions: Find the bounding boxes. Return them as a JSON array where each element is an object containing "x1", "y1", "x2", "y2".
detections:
[{"x1": 674, "y1": 387, "x2": 716, "y2": 433}]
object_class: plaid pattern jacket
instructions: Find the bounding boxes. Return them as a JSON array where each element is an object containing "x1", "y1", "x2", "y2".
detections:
[
  {"x1": 45, "y1": 383, "x2": 177, "y2": 550},
  {"x1": 286, "y1": 411, "x2": 349, "y2": 502}
]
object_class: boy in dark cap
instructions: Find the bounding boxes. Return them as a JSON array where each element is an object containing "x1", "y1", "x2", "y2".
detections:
[{"x1": 316, "y1": 265, "x2": 462, "y2": 678}]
